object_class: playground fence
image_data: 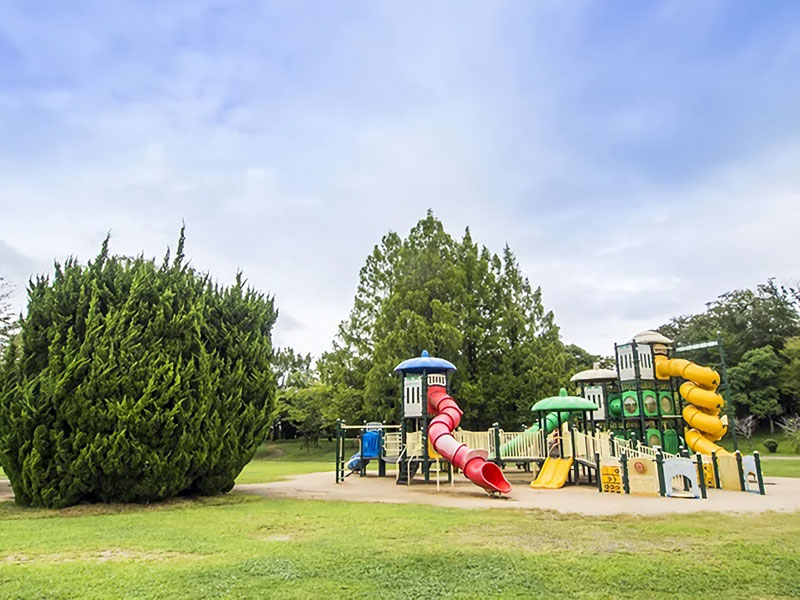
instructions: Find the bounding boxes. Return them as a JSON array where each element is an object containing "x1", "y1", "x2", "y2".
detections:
[
  {"x1": 454, "y1": 429, "x2": 492, "y2": 453},
  {"x1": 493, "y1": 429, "x2": 547, "y2": 461}
]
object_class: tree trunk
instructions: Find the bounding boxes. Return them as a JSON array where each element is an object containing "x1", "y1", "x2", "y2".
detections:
[{"x1": 769, "y1": 418, "x2": 775, "y2": 434}]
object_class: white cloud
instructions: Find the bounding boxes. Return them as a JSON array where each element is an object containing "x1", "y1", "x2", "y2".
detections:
[{"x1": 0, "y1": 1, "x2": 798, "y2": 361}]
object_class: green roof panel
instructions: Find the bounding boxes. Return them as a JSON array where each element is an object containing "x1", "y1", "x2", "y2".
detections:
[{"x1": 531, "y1": 388, "x2": 599, "y2": 413}]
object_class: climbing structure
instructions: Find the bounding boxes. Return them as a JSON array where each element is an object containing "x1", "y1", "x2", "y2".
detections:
[{"x1": 394, "y1": 351, "x2": 511, "y2": 495}]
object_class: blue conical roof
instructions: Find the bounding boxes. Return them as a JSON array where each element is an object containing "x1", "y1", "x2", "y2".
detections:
[{"x1": 393, "y1": 350, "x2": 457, "y2": 374}]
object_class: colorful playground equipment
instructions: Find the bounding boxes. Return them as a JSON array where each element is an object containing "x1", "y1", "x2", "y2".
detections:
[
  {"x1": 334, "y1": 344, "x2": 766, "y2": 500},
  {"x1": 335, "y1": 421, "x2": 401, "y2": 482},
  {"x1": 571, "y1": 330, "x2": 737, "y2": 456},
  {"x1": 394, "y1": 351, "x2": 511, "y2": 495}
]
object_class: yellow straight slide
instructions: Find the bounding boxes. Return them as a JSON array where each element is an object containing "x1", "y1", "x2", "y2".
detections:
[{"x1": 531, "y1": 457, "x2": 574, "y2": 489}]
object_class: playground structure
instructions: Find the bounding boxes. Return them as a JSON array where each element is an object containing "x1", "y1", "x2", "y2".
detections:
[
  {"x1": 334, "y1": 345, "x2": 766, "y2": 500},
  {"x1": 569, "y1": 330, "x2": 738, "y2": 456}
]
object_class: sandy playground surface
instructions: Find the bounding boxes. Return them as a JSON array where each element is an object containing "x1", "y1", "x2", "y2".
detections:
[
  {"x1": 2, "y1": 472, "x2": 797, "y2": 515},
  {"x1": 236, "y1": 470, "x2": 800, "y2": 516}
]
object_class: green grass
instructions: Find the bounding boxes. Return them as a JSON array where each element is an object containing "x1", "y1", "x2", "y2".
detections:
[
  {"x1": 2, "y1": 440, "x2": 800, "y2": 598},
  {"x1": 252, "y1": 438, "x2": 340, "y2": 462},
  {"x1": 1, "y1": 493, "x2": 799, "y2": 599},
  {"x1": 759, "y1": 457, "x2": 800, "y2": 478},
  {"x1": 235, "y1": 460, "x2": 331, "y2": 484},
  {"x1": 234, "y1": 439, "x2": 345, "y2": 484},
  {"x1": 719, "y1": 430, "x2": 799, "y2": 455}
]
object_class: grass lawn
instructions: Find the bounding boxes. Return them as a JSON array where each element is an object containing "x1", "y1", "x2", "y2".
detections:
[
  {"x1": 719, "y1": 430, "x2": 799, "y2": 455},
  {"x1": 2, "y1": 440, "x2": 800, "y2": 598},
  {"x1": 2, "y1": 493, "x2": 800, "y2": 599},
  {"x1": 759, "y1": 457, "x2": 800, "y2": 478},
  {"x1": 235, "y1": 460, "x2": 332, "y2": 484},
  {"x1": 235, "y1": 439, "x2": 343, "y2": 484}
]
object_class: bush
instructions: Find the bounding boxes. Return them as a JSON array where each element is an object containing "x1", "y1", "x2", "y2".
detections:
[
  {"x1": 0, "y1": 232, "x2": 277, "y2": 508},
  {"x1": 763, "y1": 439, "x2": 779, "y2": 453},
  {"x1": 790, "y1": 432, "x2": 800, "y2": 454}
]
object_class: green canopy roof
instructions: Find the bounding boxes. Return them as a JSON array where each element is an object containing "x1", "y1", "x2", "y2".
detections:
[{"x1": 531, "y1": 388, "x2": 598, "y2": 413}]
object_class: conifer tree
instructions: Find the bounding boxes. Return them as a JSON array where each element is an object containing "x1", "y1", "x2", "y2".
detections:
[
  {"x1": 319, "y1": 211, "x2": 574, "y2": 428},
  {"x1": 0, "y1": 230, "x2": 277, "y2": 508}
]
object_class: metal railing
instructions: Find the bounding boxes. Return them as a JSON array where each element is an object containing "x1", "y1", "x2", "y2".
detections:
[
  {"x1": 384, "y1": 432, "x2": 402, "y2": 459},
  {"x1": 494, "y1": 429, "x2": 548, "y2": 460}
]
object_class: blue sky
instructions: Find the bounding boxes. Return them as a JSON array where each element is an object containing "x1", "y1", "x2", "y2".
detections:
[{"x1": 1, "y1": 1, "x2": 799, "y2": 357}]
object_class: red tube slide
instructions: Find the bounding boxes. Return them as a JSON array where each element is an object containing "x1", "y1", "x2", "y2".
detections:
[{"x1": 427, "y1": 384, "x2": 512, "y2": 494}]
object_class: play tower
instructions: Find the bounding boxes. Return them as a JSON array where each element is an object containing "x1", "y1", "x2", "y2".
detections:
[{"x1": 394, "y1": 351, "x2": 511, "y2": 494}]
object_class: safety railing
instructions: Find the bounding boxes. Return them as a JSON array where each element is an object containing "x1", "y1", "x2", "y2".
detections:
[
  {"x1": 494, "y1": 429, "x2": 548, "y2": 460},
  {"x1": 384, "y1": 432, "x2": 402, "y2": 459},
  {"x1": 454, "y1": 429, "x2": 492, "y2": 453},
  {"x1": 569, "y1": 429, "x2": 605, "y2": 462}
]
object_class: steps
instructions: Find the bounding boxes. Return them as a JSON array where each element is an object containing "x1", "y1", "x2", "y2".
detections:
[{"x1": 396, "y1": 460, "x2": 420, "y2": 485}]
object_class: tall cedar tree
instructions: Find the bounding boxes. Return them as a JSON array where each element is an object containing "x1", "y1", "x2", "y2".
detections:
[
  {"x1": 318, "y1": 212, "x2": 571, "y2": 429},
  {"x1": 0, "y1": 231, "x2": 277, "y2": 508}
]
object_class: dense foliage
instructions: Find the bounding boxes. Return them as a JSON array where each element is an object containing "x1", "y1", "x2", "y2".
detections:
[
  {"x1": 0, "y1": 233, "x2": 277, "y2": 508},
  {"x1": 0, "y1": 277, "x2": 16, "y2": 348},
  {"x1": 659, "y1": 279, "x2": 800, "y2": 426},
  {"x1": 317, "y1": 211, "x2": 574, "y2": 430}
]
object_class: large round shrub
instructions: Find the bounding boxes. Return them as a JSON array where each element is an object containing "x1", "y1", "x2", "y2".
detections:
[{"x1": 0, "y1": 232, "x2": 277, "y2": 507}]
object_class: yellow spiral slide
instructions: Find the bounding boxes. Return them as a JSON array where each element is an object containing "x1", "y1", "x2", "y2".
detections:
[{"x1": 654, "y1": 355, "x2": 729, "y2": 455}]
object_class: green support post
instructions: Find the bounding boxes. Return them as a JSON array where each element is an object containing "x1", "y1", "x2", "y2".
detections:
[
  {"x1": 753, "y1": 451, "x2": 766, "y2": 495},
  {"x1": 335, "y1": 419, "x2": 342, "y2": 483},
  {"x1": 632, "y1": 342, "x2": 647, "y2": 445},
  {"x1": 378, "y1": 422, "x2": 386, "y2": 478},
  {"x1": 492, "y1": 422, "x2": 503, "y2": 466},
  {"x1": 620, "y1": 452, "x2": 630, "y2": 495},
  {"x1": 736, "y1": 450, "x2": 746, "y2": 492},
  {"x1": 696, "y1": 453, "x2": 707, "y2": 499},
  {"x1": 656, "y1": 450, "x2": 666, "y2": 497},
  {"x1": 422, "y1": 369, "x2": 430, "y2": 483},
  {"x1": 717, "y1": 332, "x2": 738, "y2": 452},
  {"x1": 711, "y1": 451, "x2": 720, "y2": 489},
  {"x1": 595, "y1": 452, "x2": 602, "y2": 493},
  {"x1": 360, "y1": 424, "x2": 367, "y2": 478},
  {"x1": 569, "y1": 417, "x2": 579, "y2": 485}
]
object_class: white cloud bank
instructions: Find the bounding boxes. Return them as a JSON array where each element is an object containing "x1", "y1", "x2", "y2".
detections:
[{"x1": 0, "y1": 1, "x2": 798, "y2": 359}]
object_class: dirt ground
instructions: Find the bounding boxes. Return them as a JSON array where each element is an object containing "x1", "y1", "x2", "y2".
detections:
[
  {"x1": 236, "y1": 470, "x2": 800, "y2": 516},
  {"x1": 3, "y1": 471, "x2": 797, "y2": 515}
]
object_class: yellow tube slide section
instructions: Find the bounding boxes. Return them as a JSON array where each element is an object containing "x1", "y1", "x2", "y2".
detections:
[
  {"x1": 654, "y1": 355, "x2": 729, "y2": 455},
  {"x1": 683, "y1": 405, "x2": 725, "y2": 441},
  {"x1": 685, "y1": 429, "x2": 727, "y2": 455},
  {"x1": 679, "y1": 382, "x2": 723, "y2": 411},
  {"x1": 655, "y1": 357, "x2": 720, "y2": 389}
]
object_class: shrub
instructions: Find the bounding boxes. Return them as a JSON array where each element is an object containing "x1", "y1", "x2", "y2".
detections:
[
  {"x1": 0, "y1": 231, "x2": 277, "y2": 508},
  {"x1": 763, "y1": 439, "x2": 779, "y2": 453}
]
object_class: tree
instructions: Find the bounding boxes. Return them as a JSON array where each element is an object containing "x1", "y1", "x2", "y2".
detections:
[
  {"x1": 660, "y1": 279, "x2": 800, "y2": 365},
  {"x1": 269, "y1": 347, "x2": 312, "y2": 440},
  {"x1": 285, "y1": 382, "x2": 339, "y2": 447},
  {"x1": 729, "y1": 346, "x2": 783, "y2": 432},
  {"x1": 777, "y1": 415, "x2": 800, "y2": 453},
  {"x1": 779, "y1": 336, "x2": 800, "y2": 414},
  {"x1": 0, "y1": 231, "x2": 278, "y2": 508},
  {"x1": 734, "y1": 415, "x2": 757, "y2": 448},
  {"x1": 0, "y1": 277, "x2": 17, "y2": 349},
  {"x1": 273, "y1": 347, "x2": 313, "y2": 389},
  {"x1": 320, "y1": 212, "x2": 574, "y2": 429}
]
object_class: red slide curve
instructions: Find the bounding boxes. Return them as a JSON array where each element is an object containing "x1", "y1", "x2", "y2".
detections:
[{"x1": 427, "y1": 384, "x2": 512, "y2": 494}]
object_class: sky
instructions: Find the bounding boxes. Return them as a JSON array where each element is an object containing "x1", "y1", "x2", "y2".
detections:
[{"x1": 1, "y1": 1, "x2": 799, "y2": 359}]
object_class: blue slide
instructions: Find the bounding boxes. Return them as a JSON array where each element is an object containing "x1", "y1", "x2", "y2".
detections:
[{"x1": 346, "y1": 430, "x2": 382, "y2": 472}]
